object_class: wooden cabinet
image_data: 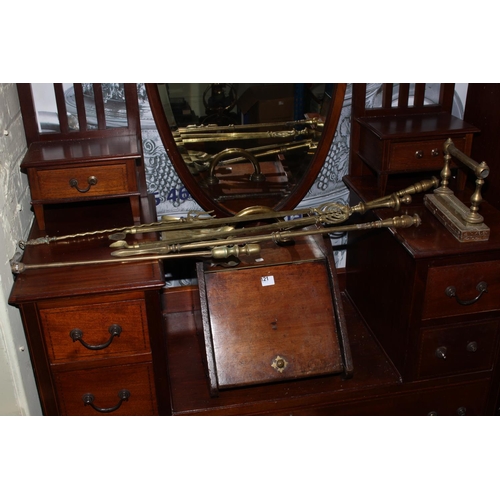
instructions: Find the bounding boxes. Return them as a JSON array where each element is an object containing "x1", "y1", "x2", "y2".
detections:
[
  {"x1": 9, "y1": 202, "x2": 168, "y2": 416},
  {"x1": 355, "y1": 113, "x2": 478, "y2": 194},
  {"x1": 349, "y1": 84, "x2": 480, "y2": 195},
  {"x1": 270, "y1": 379, "x2": 490, "y2": 416},
  {"x1": 21, "y1": 137, "x2": 144, "y2": 230},
  {"x1": 343, "y1": 176, "x2": 500, "y2": 414},
  {"x1": 16, "y1": 84, "x2": 148, "y2": 231},
  {"x1": 9, "y1": 84, "x2": 171, "y2": 415}
]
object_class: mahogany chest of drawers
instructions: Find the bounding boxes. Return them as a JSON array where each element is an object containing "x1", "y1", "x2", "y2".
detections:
[
  {"x1": 8, "y1": 203, "x2": 168, "y2": 416},
  {"x1": 343, "y1": 176, "x2": 500, "y2": 415},
  {"x1": 20, "y1": 136, "x2": 145, "y2": 230},
  {"x1": 354, "y1": 113, "x2": 479, "y2": 195}
]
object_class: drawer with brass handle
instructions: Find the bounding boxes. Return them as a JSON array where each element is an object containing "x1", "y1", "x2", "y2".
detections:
[
  {"x1": 53, "y1": 362, "x2": 157, "y2": 416},
  {"x1": 422, "y1": 261, "x2": 500, "y2": 320},
  {"x1": 28, "y1": 161, "x2": 138, "y2": 201},
  {"x1": 39, "y1": 296, "x2": 151, "y2": 363}
]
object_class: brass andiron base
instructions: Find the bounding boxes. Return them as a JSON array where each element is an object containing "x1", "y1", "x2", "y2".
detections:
[{"x1": 424, "y1": 138, "x2": 491, "y2": 242}]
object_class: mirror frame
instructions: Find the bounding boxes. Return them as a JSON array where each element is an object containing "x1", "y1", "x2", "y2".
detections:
[{"x1": 146, "y1": 83, "x2": 347, "y2": 217}]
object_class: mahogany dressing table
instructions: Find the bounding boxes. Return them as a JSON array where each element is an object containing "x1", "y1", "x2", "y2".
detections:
[{"x1": 9, "y1": 83, "x2": 500, "y2": 415}]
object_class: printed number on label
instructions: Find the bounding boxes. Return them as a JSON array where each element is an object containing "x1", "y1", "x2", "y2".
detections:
[{"x1": 261, "y1": 275, "x2": 275, "y2": 286}]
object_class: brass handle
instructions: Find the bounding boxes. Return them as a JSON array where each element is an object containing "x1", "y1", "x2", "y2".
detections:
[
  {"x1": 415, "y1": 150, "x2": 424, "y2": 159},
  {"x1": 207, "y1": 148, "x2": 265, "y2": 185},
  {"x1": 69, "y1": 324, "x2": 122, "y2": 350},
  {"x1": 69, "y1": 175, "x2": 98, "y2": 193},
  {"x1": 445, "y1": 281, "x2": 488, "y2": 306},
  {"x1": 82, "y1": 389, "x2": 130, "y2": 413}
]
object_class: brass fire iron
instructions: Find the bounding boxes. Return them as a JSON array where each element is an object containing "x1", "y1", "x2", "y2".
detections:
[{"x1": 11, "y1": 178, "x2": 440, "y2": 274}]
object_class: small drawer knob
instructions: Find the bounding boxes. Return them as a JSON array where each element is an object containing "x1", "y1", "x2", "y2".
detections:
[
  {"x1": 456, "y1": 407, "x2": 467, "y2": 416},
  {"x1": 415, "y1": 150, "x2": 424, "y2": 159},
  {"x1": 427, "y1": 411, "x2": 438, "y2": 416},
  {"x1": 431, "y1": 148, "x2": 440, "y2": 157},
  {"x1": 466, "y1": 341, "x2": 478, "y2": 352},
  {"x1": 435, "y1": 346, "x2": 447, "y2": 359}
]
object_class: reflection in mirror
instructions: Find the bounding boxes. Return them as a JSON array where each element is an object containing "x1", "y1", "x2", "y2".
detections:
[{"x1": 147, "y1": 83, "x2": 347, "y2": 216}]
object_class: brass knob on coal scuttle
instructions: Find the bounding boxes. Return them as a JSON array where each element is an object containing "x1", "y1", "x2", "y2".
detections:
[{"x1": 271, "y1": 355, "x2": 288, "y2": 373}]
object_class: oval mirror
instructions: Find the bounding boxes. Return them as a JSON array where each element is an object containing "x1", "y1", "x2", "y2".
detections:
[{"x1": 146, "y1": 83, "x2": 346, "y2": 217}]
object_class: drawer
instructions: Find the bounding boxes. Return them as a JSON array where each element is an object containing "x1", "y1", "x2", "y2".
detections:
[
  {"x1": 422, "y1": 261, "x2": 500, "y2": 320},
  {"x1": 39, "y1": 297, "x2": 151, "y2": 363},
  {"x1": 387, "y1": 137, "x2": 467, "y2": 173},
  {"x1": 53, "y1": 362, "x2": 157, "y2": 416},
  {"x1": 273, "y1": 379, "x2": 490, "y2": 415},
  {"x1": 29, "y1": 161, "x2": 137, "y2": 201},
  {"x1": 417, "y1": 319, "x2": 499, "y2": 379}
]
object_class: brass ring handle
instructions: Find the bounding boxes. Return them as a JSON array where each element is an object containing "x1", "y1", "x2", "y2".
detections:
[
  {"x1": 82, "y1": 389, "x2": 130, "y2": 413},
  {"x1": 445, "y1": 281, "x2": 488, "y2": 306},
  {"x1": 69, "y1": 175, "x2": 98, "y2": 193},
  {"x1": 206, "y1": 148, "x2": 265, "y2": 185},
  {"x1": 70, "y1": 324, "x2": 122, "y2": 350}
]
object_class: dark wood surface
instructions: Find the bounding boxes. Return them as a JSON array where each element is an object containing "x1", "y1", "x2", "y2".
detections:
[
  {"x1": 356, "y1": 113, "x2": 479, "y2": 140},
  {"x1": 20, "y1": 135, "x2": 142, "y2": 168},
  {"x1": 9, "y1": 199, "x2": 164, "y2": 303},
  {"x1": 344, "y1": 174, "x2": 500, "y2": 259}
]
